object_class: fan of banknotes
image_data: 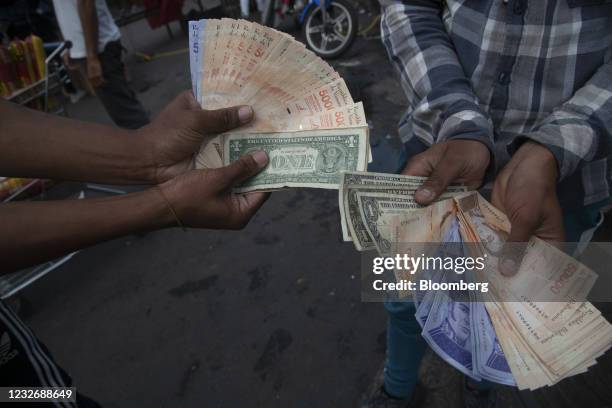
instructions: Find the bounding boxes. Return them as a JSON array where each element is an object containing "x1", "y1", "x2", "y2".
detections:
[
  {"x1": 188, "y1": 18, "x2": 370, "y2": 192},
  {"x1": 340, "y1": 172, "x2": 612, "y2": 390}
]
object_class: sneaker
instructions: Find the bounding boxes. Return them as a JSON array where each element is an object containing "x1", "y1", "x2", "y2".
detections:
[{"x1": 361, "y1": 387, "x2": 412, "y2": 408}]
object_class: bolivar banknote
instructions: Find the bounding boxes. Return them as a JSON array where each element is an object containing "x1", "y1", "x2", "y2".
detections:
[{"x1": 223, "y1": 128, "x2": 368, "y2": 192}]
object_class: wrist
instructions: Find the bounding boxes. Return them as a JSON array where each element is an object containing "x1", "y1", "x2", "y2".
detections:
[
  {"x1": 139, "y1": 187, "x2": 177, "y2": 229},
  {"x1": 448, "y1": 138, "x2": 491, "y2": 169},
  {"x1": 132, "y1": 127, "x2": 162, "y2": 183},
  {"x1": 103, "y1": 127, "x2": 157, "y2": 184},
  {"x1": 154, "y1": 186, "x2": 184, "y2": 229},
  {"x1": 521, "y1": 140, "x2": 559, "y2": 181}
]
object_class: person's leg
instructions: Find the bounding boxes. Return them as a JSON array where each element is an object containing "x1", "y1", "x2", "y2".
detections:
[
  {"x1": 563, "y1": 200, "x2": 609, "y2": 246},
  {"x1": 0, "y1": 300, "x2": 102, "y2": 407},
  {"x1": 369, "y1": 138, "x2": 428, "y2": 401},
  {"x1": 383, "y1": 301, "x2": 427, "y2": 399},
  {"x1": 240, "y1": 0, "x2": 250, "y2": 17},
  {"x1": 255, "y1": 0, "x2": 266, "y2": 12},
  {"x1": 95, "y1": 40, "x2": 149, "y2": 130}
]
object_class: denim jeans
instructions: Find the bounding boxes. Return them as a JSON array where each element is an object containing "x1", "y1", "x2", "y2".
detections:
[{"x1": 383, "y1": 300, "x2": 425, "y2": 399}]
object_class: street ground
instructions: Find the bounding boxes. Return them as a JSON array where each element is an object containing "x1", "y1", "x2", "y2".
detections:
[{"x1": 12, "y1": 16, "x2": 612, "y2": 408}]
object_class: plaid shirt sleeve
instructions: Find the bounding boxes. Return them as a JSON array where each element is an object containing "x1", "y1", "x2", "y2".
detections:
[
  {"x1": 380, "y1": 0, "x2": 494, "y2": 149},
  {"x1": 521, "y1": 62, "x2": 612, "y2": 181}
]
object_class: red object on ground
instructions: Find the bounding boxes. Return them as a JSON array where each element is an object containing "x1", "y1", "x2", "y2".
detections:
[{"x1": 144, "y1": 0, "x2": 184, "y2": 29}]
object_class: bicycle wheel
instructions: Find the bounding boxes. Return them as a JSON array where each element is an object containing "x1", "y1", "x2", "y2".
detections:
[{"x1": 301, "y1": 0, "x2": 358, "y2": 59}]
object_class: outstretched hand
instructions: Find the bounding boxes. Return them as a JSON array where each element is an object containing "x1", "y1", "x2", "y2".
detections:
[
  {"x1": 158, "y1": 150, "x2": 270, "y2": 230},
  {"x1": 139, "y1": 90, "x2": 254, "y2": 183}
]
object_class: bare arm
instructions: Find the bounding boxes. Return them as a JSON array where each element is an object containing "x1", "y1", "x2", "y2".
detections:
[
  {"x1": 0, "y1": 99, "x2": 150, "y2": 184},
  {"x1": 77, "y1": 0, "x2": 104, "y2": 86},
  {"x1": 78, "y1": 0, "x2": 99, "y2": 59},
  {"x1": 0, "y1": 91, "x2": 254, "y2": 184},
  {"x1": 0, "y1": 189, "x2": 172, "y2": 273},
  {"x1": 0, "y1": 92, "x2": 266, "y2": 274},
  {"x1": 0, "y1": 151, "x2": 269, "y2": 274}
]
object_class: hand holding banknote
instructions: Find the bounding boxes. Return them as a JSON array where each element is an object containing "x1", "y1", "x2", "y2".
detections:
[
  {"x1": 188, "y1": 19, "x2": 371, "y2": 190},
  {"x1": 342, "y1": 179, "x2": 611, "y2": 390},
  {"x1": 491, "y1": 140, "x2": 565, "y2": 276},
  {"x1": 139, "y1": 91, "x2": 254, "y2": 183},
  {"x1": 158, "y1": 150, "x2": 270, "y2": 229},
  {"x1": 402, "y1": 140, "x2": 490, "y2": 205}
]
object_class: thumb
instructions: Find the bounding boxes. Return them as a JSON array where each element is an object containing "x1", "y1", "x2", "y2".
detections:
[
  {"x1": 226, "y1": 191, "x2": 271, "y2": 229},
  {"x1": 499, "y1": 212, "x2": 539, "y2": 277},
  {"x1": 415, "y1": 162, "x2": 462, "y2": 205},
  {"x1": 195, "y1": 105, "x2": 254, "y2": 134},
  {"x1": 217, "y1": 150, "x2": 269, "y2": 187}
]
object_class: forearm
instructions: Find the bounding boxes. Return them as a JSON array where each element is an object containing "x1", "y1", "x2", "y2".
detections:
[
  {"x1": 78, "y1": 0, "x2": 99, "y2": 59},
  {"x1": 380, "y1": 0, "x2": 492, "y2": 147},
  {"x1": 0, "y1": 99, "x2": 153, "y2": 183},
  {"x1": 0, "y1": 188, "x2": 174, "y2": 274}
]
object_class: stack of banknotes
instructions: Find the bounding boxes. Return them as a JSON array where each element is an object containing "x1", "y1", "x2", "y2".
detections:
[
  {"x1": 188, "y1": 18, "x2": 370, "y2": 192},
  {"x1": 340, "y1": 171, "x2": 612, "y2": 390}
]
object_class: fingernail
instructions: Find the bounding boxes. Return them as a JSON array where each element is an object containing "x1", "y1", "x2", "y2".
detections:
[
  {"x1": 238, "y1": 106, "x2": 253, "y2": 123},
  {"x1": 500, "y1": 258, "x2": 518, "y2": 276},
  {"x1": 417, "y1": 188, "x2": 434, "y2": 201},
  {"x1": 250, "y1": 150, "x2": 268, "y2": 168}
]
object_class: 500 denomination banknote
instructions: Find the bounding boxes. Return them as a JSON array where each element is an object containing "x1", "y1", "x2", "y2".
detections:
[{"x1": 223, "y1": 128, "x2": 369, "y2": 192}]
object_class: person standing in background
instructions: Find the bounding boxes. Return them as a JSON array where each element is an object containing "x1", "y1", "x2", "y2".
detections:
[{"x1": 52, "y1": 0, "x2": 149, "y2": 129}]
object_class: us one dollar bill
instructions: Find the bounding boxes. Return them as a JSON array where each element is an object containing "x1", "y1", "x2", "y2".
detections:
[
  {"x1": 355, "y1": 192, "x2": 422, "y2": 254},
  {"x1": 339, "y1": 171, "x2": 467, "y2": 251},
  {"x1": 339, "y1": 171, "x2": 429, "y2": 241},
  {"x1": 354, "y1": 191, "x2": 463, "y2": 253},
  {"x1": 223, "y1": 128, "x2": 368, "y2": 192}
]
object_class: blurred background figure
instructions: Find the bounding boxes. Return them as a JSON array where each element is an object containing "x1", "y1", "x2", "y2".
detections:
[
  {"x1": 239, "y1": 0, "x2": 266, "y2": 19},
  {"x1": 51, "y1": 0, "x2": 149, "y2": 129}
]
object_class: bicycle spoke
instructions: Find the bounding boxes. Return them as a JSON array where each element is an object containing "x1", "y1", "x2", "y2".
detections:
[
  {"x1": 333, "y1": 28, "x2": 347, "y2": 39},
  {"x1": 308, "y1": 24, "x2": 324, "y2": 34},
  {"x1": 320, "y1": 35, "x2": 329, "y2": 51},
  {"x1": 333, "y1": 13, "x2": 347, "y2": 25}
]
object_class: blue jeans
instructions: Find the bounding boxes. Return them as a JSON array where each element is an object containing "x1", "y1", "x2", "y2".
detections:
[
  {"x1": 378, "y1": 140, "x2": 609, "y2": 399},
  {"x1": 383, "y1": 301, "x2": 425, "y2": 399}
]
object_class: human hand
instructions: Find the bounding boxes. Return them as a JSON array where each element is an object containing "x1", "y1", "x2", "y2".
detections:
[
  {"x1": 139, "y1": 90, "x2": 253, "y2": 183},
  {"x1": 157, "y1": 150, "x2": 270, "y2": 229},
  {"x1": 402, "y1": 139, "x2": 490, "y2": 204},
  {"x1": 86, "y1": 56, "x2": 104, "y2": 87},
  {"x1": 491, "y1": 141, "x2": 564, "y2": 276}
]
